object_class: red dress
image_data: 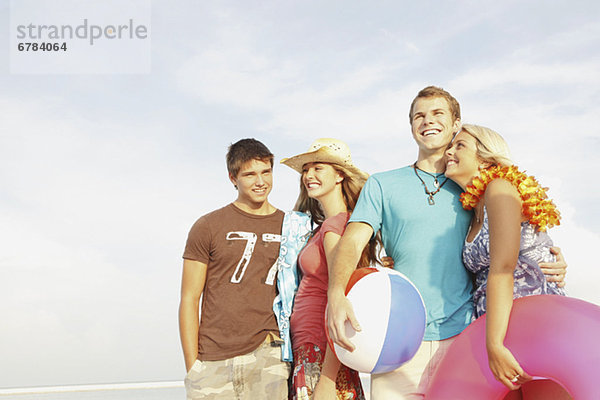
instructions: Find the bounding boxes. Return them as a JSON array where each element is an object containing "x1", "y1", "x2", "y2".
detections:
[{"x1": 290, "y1": 212, "x2": 365, "y2": 400}]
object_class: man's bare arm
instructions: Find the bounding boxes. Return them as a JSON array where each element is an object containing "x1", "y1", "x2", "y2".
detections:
[
  {"x1": 179, "y1": 259, "x2": 207, "y2": 372},
  {"x1": 326, "y1": 222, "x2": 373, "y2": 351}
]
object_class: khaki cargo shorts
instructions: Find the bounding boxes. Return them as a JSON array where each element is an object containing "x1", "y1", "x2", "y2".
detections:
[{"x1": 185, "y1": 337, "x2": 290, "y2": 400}]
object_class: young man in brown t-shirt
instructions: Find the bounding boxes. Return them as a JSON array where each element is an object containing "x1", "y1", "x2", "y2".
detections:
[{"x1": 179, "y1": 139, "x2": 290, "y2": 399}]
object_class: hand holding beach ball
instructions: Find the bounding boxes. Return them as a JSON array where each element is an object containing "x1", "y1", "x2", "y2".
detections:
[{"x1": 326, "y1": 267, "x2": 426, "y2": 374}]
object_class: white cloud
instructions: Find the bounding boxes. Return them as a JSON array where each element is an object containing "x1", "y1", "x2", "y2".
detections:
[
  {"x1": 449, "y1": 62, "x2": 600, "y2": 93},
  {"x1": 0, "y1": 234, "x2": 184, "y2": 386},
  {"x1": 0, "y1": 96, "x2": 202, "y2": 386},
  {"x1": 548, "y1": 205, "x2": 600, "y2": 305}
]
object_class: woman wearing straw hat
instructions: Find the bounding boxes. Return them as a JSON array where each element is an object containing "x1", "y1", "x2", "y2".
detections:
[{"x1": 281, "y1": 138, "x2": 386, "y2": 400}]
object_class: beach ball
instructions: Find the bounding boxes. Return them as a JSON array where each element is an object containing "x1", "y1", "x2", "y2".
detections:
[{"x1": 327, "y1": 267, "x2": 426, "y2": 374}]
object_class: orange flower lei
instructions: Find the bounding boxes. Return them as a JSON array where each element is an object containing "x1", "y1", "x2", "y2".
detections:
[{"x1": 459, "y1": 165, "x2": 560, "y2": 232}]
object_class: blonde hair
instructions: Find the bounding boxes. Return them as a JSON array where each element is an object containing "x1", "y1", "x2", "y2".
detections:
[
  {"x1": 293, "y1": 163, "x2": 381, "y2": 268},
  {"x1": 461, "y1": 124, "x2": 513, "y2": 167}
]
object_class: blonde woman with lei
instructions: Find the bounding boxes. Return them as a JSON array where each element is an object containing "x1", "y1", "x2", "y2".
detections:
[
  {"x1": 444, "y1": 124, "x2": 571, "y2": 399},
  {"x1": 281, "y1": 138, "x2": 386, "y2": 400}
]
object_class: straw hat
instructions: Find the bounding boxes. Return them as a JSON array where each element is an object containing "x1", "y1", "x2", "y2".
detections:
[{"x1": 281, "y1": 138, "x2": 369, "y2": 182}]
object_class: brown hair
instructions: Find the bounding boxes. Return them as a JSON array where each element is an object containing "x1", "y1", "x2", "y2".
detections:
[
  {"x1": 293, "y1": 163, "x2": 383, "y2": 268},
  {"x1": 226, "y1": 138, "x2": 274, "y2": 177},
  {"x1": 409, "y1": 86, "x2": 461, "y2": 123}
]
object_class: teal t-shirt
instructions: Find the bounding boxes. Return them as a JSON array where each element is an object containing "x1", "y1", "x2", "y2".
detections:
[{"x1": 350, "y1": 166, "x2": 474, "y2": 340}]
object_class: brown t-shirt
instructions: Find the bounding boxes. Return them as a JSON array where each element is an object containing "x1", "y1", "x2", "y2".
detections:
[{"x1": 183, "y1": 203, "x2": 284, "y2": 361}]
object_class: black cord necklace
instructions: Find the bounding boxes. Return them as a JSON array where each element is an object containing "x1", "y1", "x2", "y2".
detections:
[{"x1": 412, "y1": 163, "x2": 449, "y2": 205}]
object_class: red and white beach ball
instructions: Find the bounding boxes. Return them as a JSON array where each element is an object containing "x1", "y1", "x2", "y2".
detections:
[{"x1": 327, "y1": 267, "x2": 426, "y2": 374}]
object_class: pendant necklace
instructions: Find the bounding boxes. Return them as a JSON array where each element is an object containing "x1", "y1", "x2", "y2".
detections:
[{"x1": 412, "y1": 163, "x2": 449, "y2": 205}]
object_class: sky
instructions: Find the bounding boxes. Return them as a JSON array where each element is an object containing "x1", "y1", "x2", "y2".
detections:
[{"x1": 1, "y1": 0, "x2": 599, "y2": 389}]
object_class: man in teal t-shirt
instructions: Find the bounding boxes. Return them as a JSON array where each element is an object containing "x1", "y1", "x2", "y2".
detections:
[
  {"x1": 326, "y1": 86, "x2": 566, "y2": 399},
  {"x1": 351, "y1": 167, "x2": 473, "y2": 341}
]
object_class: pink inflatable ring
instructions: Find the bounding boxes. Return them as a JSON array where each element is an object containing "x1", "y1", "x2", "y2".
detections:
[{"x1": 426, "y1": 295, "x2": 600, "y2": 399}]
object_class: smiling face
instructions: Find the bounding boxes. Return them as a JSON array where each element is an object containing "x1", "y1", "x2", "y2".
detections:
[
  {"x1": 229, "y1": 158, "x2": 273, "y2": 207},
  {"x1": 302, "y1": 162, "x2": 343, "y2": 202},
  {"x1": 411, "y1": 96, "x2": 461, "y2": 157},
  {"x1": 445, "y1": 130, "x2": 485, "y2": 189}
]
